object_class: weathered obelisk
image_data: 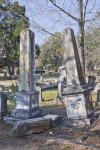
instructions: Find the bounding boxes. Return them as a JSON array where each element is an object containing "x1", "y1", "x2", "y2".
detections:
[
  {"x1": 12, "y1": 29, "x2": 42, "y2": 119},
  {"x1": 62, "y1": 28, "x2": 95, "y2": 127}
]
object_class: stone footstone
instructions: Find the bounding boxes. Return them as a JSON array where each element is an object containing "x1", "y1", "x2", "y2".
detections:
[
  {"x1": 4, "y1": 115, "x2": 63, "y2": 136},
  {"x1": 0, "y1": 92, "x2": 7, "y2": 117}
]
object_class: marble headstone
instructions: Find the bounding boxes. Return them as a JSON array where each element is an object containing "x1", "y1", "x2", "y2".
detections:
[{"x1": 62, "y1": 28, "x2": 95, "y2": 127}]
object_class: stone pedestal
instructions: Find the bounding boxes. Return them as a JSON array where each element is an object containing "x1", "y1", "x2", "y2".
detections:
[
  {"x1": 62, "y1": 85, "x2": 94, "y2": 127},
  {"x1": 0, "y1": 92, "x2": 7, "y2": 117},
  {"x1": 12, "y1": 91, "x2": 42, "y2": 119}
]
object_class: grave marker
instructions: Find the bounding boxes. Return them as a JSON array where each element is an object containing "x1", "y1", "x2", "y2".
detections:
[{"x1": 62, "y1": 28, "x2": 96, "y2": 127}]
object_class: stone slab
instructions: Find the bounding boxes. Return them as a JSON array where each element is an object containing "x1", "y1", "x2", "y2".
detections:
[
  {"x1": 62, "y1": 84, "x2": 92, "y2": 95},
  {"x1": 4, "y1": 114, "x2": 63, "y2": 136},
  {"x1": 44, "y1": 114, "x2": 63, "y2": 127}
]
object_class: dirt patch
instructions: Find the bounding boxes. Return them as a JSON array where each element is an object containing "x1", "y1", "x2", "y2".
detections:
[{"x1": 0, "y1": 103, "x2": 100, "y2": 150}]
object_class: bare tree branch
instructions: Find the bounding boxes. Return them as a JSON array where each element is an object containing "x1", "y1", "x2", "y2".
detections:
[
  {"x1": 2, "y1": 1, "x2": 56, "y2": 36},
  {"x1": 49, "y1": 0, "x2": 80, "y2": 22},
  {"x1": 84, "y1": 0, "x2": 89, "y2": 20}
]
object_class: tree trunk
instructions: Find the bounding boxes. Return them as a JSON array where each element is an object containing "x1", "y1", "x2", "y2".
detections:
[{"x1": 77, "y1": 0, "x2": 85, "y2": 76}]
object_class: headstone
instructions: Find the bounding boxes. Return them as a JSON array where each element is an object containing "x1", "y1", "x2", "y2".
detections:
[
  {"x1": 11, "y1": 29, "x2": 42, "y2": 119},
  {"x1": 88, "y1": 76, "x2": 96, "y2": 89},
  {"x1": 62, "y1": 28, "x2": 96, "y2": 128},
  {"x1": 0, "y1": 92, "x2": 7, "y2": 118},
  {"x1": 95, "y1": 90, "x2": 100, "y2": 107}
]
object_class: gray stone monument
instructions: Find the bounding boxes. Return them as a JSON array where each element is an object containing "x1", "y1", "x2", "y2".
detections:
[
  {"x1": 11, "y1": 29, "x2": 42, "y2": 119},
  {"x1": 4, "y1": 29, "x2": 63, "y2": 136},
  {"x1": 95, "y1": 90, "x2": 100, "y2": 107},
  {"x1": 62, "y1": 28, "x2": 96, "y2": 128},
  {"x1": 0, "y1": 92, "x2": 7, "y2": 118}
]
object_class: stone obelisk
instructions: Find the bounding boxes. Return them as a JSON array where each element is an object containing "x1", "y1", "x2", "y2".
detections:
[
  {"x1": 12, "y1": 29, "x2": 42, "y2": 119},
  {"x1": 62, "y1": 28, "x2": 95, "y2": 127}
]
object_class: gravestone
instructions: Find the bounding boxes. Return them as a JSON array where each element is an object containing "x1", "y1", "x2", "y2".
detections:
[
  {"x1": 88, "y1": 76, "x2": 96, "y2": 89},
  {"x1": 4, "y1": 29, "x2": 63, "y2": 135},
  {"x1": 11, "y1": 29, "x2": 42, "y2": 119},
  {"x1": 62, "y1": 28, "x2": 96, "y2": 127},
  {"x1": 95, "y1": 90, "x2": 100, "y2": 107},
  {"x1": 0, "y1": 92, "x2": 7, "y2": 118}
]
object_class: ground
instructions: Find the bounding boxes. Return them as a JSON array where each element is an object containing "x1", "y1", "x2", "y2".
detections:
[
  {"x1": 0, "y1": 73, "x2": 100, "y2": 150},
  {"x1": 0, "y1": 102, "x2": 100, "y2": 150}
]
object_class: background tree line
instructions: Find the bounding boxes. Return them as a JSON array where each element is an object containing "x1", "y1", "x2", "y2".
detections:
[
  {"x1": 0, "y1": 0, "x2": 29, "y2": 78},
  {"x1": 0, "y1": 0, "x2": 100, "y2": 77}
]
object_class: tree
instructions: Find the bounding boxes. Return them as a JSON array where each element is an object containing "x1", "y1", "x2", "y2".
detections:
[
  {"x1": 35, "y1": 44, "x2": 41, "y2": 59},
  {"x1": 85, "y1": 13, "x2": 100, "y2": 70},
  {"x1": 2, "y1": 0, "x2": 100, "y2": 76},
  {"x1": 47, "y1": 0, "x2": 93, "y2": 75},
  {"x1": 38, "y1": 32, "x2": 64, "y2": 71},
  {"x1": 0, "y1": 1, "x2": 29, "y2": 78},
  {"x1": 24, "y1": 0, "x2": 100, "y2": 76}
]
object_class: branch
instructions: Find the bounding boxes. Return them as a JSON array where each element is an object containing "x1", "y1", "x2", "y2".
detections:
[
  {"x1": 84, "y1": 0, "x2": 89, "y2": 20},
  {"x1": 2, "y1": 1, "x2": 56, "y2": 37},
  {"x1": 49, "y1": 0, "x2": 80, "y2": 22}
]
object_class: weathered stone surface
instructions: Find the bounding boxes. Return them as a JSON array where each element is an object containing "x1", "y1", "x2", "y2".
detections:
[
  {"x1": 44, "y1": 114, "x2": 63, "y2": 127},
  {"x1": 13, "y1": 117, "x2": 50, "y2": 136},
  {"x1": 63, "y1": 28, "x2": 85, "y2": 85},
  {"x1": 19, "y1": 29, "x2": 36, "y2": 92},
  {"x1": 62, "y1": 28, "x2": 95, "y2": 127},
  {"x1": 66, "y1": 114, "x2": 99, "y2": 128},
  {"x1": 64, "y1": 91, "x2": 94, "y2": 119},
  {"x1": 95, "y1": 90, "x2": 100, "y2": 107},
  {"x1": 4, "y1": 114, "x2": 63, "y2": 136},
  {"x1": 12, "y1": 91, "x2": 42, "y2": 119},
  {"x1": 88, "y1": 76, "x2": 96, "y2": 89},
  {"x1": 0, "y1": 92, "x2": 7, "y2": 117},
  {"x1": 11, "y1": 29, "x2": 42, "y2": 119}
]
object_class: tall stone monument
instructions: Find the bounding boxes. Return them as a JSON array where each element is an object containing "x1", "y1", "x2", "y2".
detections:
[
  {"x1": 62, "y1": 28, "x2": 95, "y2": 127},
  {"x1": 12, "y1": 29, "x2": 42, "y2": 119},
  {"x1": 4, "y1": 29, "x2": 63, "y2": 136}
]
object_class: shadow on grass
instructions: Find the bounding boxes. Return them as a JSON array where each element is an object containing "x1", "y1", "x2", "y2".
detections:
[{"x1": 40, "y1": 103, "x2": 66, "y2": 119}]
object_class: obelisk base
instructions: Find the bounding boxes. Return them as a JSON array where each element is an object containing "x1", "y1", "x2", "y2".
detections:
[
  {"x1": 11, "y1": 91, "x2": 42, "y2": 119},
  {"x1": 62, "y1": 84, "x2": 97, "y2": 127}
]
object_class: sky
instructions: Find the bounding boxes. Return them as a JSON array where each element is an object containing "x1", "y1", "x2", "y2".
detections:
[{"x1": 10, "y1": 0, "x2": 100, "y2": 45}]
